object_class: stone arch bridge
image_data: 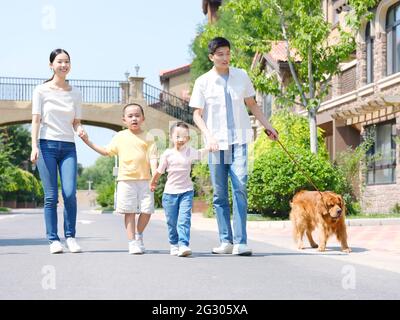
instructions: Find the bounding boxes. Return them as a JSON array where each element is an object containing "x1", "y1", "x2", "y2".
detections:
[{"x1": 0, "y1": 76, "x2": 196, "y2": 137}]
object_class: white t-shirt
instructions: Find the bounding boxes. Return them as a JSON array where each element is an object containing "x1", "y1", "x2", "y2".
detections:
[
  {"x1": 32, "y1": 84, "x2": 82, "y2": 143},
  {"x1": 189, "y1": 66, "x2": 256, "y2": 150}
]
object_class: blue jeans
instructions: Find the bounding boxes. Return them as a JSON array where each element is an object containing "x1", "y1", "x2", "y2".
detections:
[
  {"x1": 37, "y1": 139, "x2": 78, "y2": 242},
  {"x1": 208, "y1": 144, "x2": 248, "y2": 245},
  {"x1": 162, "y1": 190, "x2": 194, "y2": 247}
]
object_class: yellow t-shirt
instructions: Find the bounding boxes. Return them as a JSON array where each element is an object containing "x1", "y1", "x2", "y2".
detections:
[{"x1": 106, "y1": 129, "x2": 158, "y2": 181}]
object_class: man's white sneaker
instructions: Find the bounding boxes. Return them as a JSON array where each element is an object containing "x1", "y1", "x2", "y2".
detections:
[
  {"x1": 129, "y1": 240, "x2": 144, "y2": 254},
  {"x1": 66, "y1": 238, "x2": 82, "y2": 253},
  {"x1": 232, "y1": 244, "x2": 252, "y2": 256},
  {"x1": 49, "y1": 240, "x2": 63, "y2": 254},
  {"x1": 178, "y1": 245, "x2": 192, "y2": 257},
  {"x1": 170, "y1": 244, "x2": 179, "y2": 256},
  {"x1": 212, "y1": 242, "x2": 233, "y2": 254}
]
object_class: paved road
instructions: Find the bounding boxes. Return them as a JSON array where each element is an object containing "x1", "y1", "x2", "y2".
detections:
[{"x1": 0, "y1": 208, "x2": 399, "y2": 300}]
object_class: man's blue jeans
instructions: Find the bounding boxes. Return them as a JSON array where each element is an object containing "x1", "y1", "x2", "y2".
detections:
[
  {"x1": 208, "y1": 144, "x2": 248, "y2": 245},
  {"x1": 37, "y1": 139, "x2": 78, "y2": 242},
  {"x1": 162, "y1": 190, "x2": 194, "y2": 247}
]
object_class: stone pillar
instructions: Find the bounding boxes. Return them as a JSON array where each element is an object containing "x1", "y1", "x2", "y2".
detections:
[
  {"x1": 374, "y1": 31, "x2": 386, "y2": 82},
  {"x1": 119, "y1": 81, "x2": 129, "y2": 104},
  {"x1": 128, "y1": 76, "x2": 145, "y2": 103},
  {"x1": 356, "y1": 41, "x2": 367, "y2": 88}
]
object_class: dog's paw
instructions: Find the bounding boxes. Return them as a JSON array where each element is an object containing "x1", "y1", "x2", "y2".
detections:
[
  {"x1": 317, "y1": 247, "x2": 326, "y2": 252},
  {"x1": 311, "y1": 243, "x2": 318, "y2": 248},
  {"x1": 342, "y1": 248, "x2": 351, "y2": 253}
]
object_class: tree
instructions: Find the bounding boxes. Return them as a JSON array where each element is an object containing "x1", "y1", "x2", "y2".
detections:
[
  {"x1": 77, "y1": 156, "x2": 115, "y2": 190},
  {"x1": 0, "y1": 125, "x2": 32, "y2": 168},
  {"x1": 0, "y1": 129, "x2": 43, "y2": 202},
  {"x1": 190, "y1": 1, "x2": 255, "y2": 82},
  {"x1": 199, "y1": 0, "x2": 377, "y2": 153}
]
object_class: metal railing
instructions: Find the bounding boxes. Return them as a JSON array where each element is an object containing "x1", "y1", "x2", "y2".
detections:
[
  {"x1": 143, "y1": 82, "x2": 193, "y2": 125},
  {"x1": 0, "y1": 76, "x2": 193, "y2": 124},
  {"x1": 0, "y1": 77, "x2": 122, "y2": 103}
]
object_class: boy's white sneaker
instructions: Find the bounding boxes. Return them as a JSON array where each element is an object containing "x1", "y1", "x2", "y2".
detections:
[
  {"x1": 49, "y1": 240, "x2": 63, "y2": 254},
  {"x1": 178, "y1": 245, "x2": 192, "y2": 257},
  {"x1": 170, "y1": 244, "x2": 179, "y2": 256},
  {"x1": 212, "y1": 242, "x2": 233, "y2": 254},
  {"x1": 232, "y1": 244, "x2": 252, "y2": 256},
  {"x1": 66, "y1": 238, "x2": 82, "y2": 253},
  {"x1": 129, "y1": 240, "x2": 144, "y2": 254},
  {"x1": 135, "y1": 234, "x2": 145, "y2": 252}
]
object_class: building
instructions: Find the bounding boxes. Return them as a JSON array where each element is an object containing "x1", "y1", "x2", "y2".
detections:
[
  {"x1": 159, "y1": 64, "x2": 191, "y2": 102},
  {"x1": 255, "y1": 0, "x2": 400, "y2": 214}
]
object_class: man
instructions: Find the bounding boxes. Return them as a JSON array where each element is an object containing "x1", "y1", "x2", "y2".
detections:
[{"x1": 189, "y1": 37, "x2": 279, "y2": 256}]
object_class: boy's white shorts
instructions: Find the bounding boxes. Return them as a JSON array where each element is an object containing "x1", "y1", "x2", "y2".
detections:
[{"x1": 115, "y1": 180, "x2": 154, "y2": 214}]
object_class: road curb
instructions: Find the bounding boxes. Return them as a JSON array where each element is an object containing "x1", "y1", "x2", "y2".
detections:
[{"x1": 247, "y1": 218, "x2": 400, "y2": 229}]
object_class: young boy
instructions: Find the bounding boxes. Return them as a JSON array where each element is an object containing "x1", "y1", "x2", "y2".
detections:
[{"x1": 82, "y1": 103, "x2": 158, "y2": 254}]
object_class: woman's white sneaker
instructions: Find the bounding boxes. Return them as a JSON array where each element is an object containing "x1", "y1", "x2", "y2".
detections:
[
  {"x1": 66, "y1": 238, "x2": 82, "y2": 253},
  {"x1": 49, "y1": 240, "x2": 63, "y2": 254}
]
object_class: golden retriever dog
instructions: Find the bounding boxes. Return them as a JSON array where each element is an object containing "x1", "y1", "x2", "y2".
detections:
[{"x1": 289, "y1": 190, "x2": 351, "y2": 253}]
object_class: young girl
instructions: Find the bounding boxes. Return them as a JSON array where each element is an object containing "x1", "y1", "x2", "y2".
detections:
[
  {"x1": 31, "y1": 48, "x2": 87, "y2": 254},
  {"x1": 81, "y1": 103, "x2": 157, "y2": 254},
  {"x1": 151, "y1": 122, "x2": 208, "y2": 257}
]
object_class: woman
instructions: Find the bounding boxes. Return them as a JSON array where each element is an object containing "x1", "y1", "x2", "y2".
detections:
[{"x1": 31, "y1": 48, "x2": 87, "y2": 254}]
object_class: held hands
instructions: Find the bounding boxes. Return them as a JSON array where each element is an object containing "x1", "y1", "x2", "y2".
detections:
[
  {"x1": 79, "y1": 129, "x2": 89, "y2": 143},
  {"x1": 77, "y1": 126, "x2": 88, "y2": 142},
  {"x1": 150, "y1": 180, "x2": 157, "y2": 192}
]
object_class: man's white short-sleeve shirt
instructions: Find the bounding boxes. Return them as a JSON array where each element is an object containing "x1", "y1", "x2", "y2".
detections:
[{"x1": 189, "y1": 66, "x2": 256, "y2": 150}]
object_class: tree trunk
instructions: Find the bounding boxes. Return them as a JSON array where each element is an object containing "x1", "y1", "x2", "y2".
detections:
[{"x1": 308, "y1": 109, "x2": 318, "y2": 154}]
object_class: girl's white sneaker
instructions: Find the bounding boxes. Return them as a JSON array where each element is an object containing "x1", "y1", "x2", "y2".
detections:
[{"x1": 49, "y1": 240, "x2": 63, "y2": 254}]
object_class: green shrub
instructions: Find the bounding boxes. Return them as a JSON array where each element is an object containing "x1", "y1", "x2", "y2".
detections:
[
  {"x1": 248, "y1": 110, "x2": 348, "y2": 217},
  {"x1": 96, "y1": 182, "x2": 115, "y2": 208},
  {"x1": 191, "y1": 162, "x2": 211, "y2": 199},
  {"x1": 390, "y1": 203, "x2": 400, "y2": 214},
  {"x1": 153, "y1": 173, "x2": 167, "y2": 209}
]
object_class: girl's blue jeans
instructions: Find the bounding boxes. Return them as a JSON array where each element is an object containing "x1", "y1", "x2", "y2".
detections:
[{"x1": 162, "y1": 190, "x2": 194, "y2": 247}]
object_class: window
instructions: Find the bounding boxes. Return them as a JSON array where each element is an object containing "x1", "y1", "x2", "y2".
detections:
[
  {"x1": 366, "y1": 121, "x2": 397, "y2": 185},
  {"x1": 386, "y1": 2, "x2": 400, "y2": 75},
  {"x1": 366, "y1": 21, "x2": 374, "y2": 83}
]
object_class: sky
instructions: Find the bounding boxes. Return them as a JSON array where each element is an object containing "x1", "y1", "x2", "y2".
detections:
[{"x1": 0, "y1": 0, "x2": 206, "y2": 167}]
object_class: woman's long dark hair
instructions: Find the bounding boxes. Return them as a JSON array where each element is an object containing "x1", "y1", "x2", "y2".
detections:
[{"x1": 44, "y1": 48, "x2": 71, "y2": 83}]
